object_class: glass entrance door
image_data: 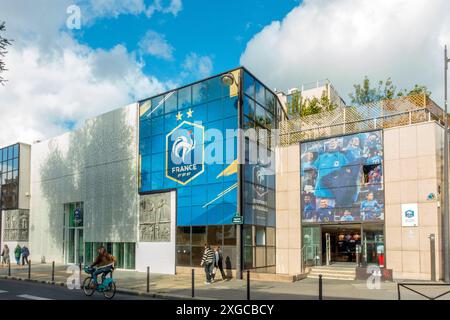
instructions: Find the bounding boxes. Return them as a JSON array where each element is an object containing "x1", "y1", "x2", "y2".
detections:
[
  {"x1": 64, "y1": 202, "x2": 84, "y2": 264},
  {"x1": 362, "y1": 224, "x2": 384, "y2": 266},
  {"x1": 302, "y1": 226, "x2": 321, "y2": 266},
  {"x1": 321, "y1": 224, "x2": 361, "y2": 264}
]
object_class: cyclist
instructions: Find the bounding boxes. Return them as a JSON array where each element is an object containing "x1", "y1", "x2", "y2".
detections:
[{"x1": 90, "y1": 246, "x2": 116, "y2": 289}]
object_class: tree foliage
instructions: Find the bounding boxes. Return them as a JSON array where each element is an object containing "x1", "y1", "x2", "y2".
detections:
[
  {"x1": 349, "y1": 76, "x2": 430, "y2": 106},
  {"x1": 287, "y1": 90, "x2": 337, "y2": 118},
  {"x1": 0, "y1": 21, "x2": 12, "y2": 85}
]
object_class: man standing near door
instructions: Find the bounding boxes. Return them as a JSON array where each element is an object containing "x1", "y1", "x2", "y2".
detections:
[{"x1": 212, "y1": 245, "x2": 227, "y2": 281}]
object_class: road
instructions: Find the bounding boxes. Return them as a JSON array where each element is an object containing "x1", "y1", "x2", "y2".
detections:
[{"x1": 0, "y1": 279, "x2": 157, "y2": 300}]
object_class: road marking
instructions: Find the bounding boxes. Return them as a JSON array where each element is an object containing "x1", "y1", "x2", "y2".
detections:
[
  {"x1": 17, "y1": 294, "x2": 53, "y2": 300},
  {"x1": 0, "y1": 290, "x2": 7, "y2": 294}
]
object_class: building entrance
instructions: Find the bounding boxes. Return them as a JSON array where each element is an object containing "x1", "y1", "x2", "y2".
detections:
[{"x1": 321, "y1": 225, "x2": 361, "y2": 265}]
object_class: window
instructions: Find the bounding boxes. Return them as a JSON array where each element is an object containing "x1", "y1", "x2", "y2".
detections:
[{"x1": 178, "y1": 86, "x2": 192, "y2": 110}]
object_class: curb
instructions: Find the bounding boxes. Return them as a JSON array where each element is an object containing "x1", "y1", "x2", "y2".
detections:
[{"x1": 0, "y1": 275, "x2": 211, "y2": 300}]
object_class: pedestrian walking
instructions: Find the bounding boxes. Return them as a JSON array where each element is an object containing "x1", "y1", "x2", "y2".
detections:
[
  {"x1": 1, "y1": 244, "x2": 9, "y2": 267},
  {"x1": 21, "y1": 246, "x2": 30, "y2": 265},
  {"x1": 200, "y1": 244, "x2": 214, "y2": 284},
  {"x1": 212, "y1": 245, "x2": 227, "y2": 281},
  {"x1": 14, "y1": 245, "x2": 21, "y2": 265}
]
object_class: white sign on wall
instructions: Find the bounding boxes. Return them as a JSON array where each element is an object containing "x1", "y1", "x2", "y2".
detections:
[{"x1": 401, "y1": 203, "x2": 419, "y2": 227}]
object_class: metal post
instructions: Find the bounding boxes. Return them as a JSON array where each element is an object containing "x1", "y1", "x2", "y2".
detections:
[
  {"x1": 51, "y1": 261, "x2": 55, "y2": 282},
  {"x1": 79, "y1": 262, "x2": 82, "y2": 285},
  {"x1": 191, "y1": 268, "x2": 195, "y2": 298},
  {"x1": 247, "y1": 270, "x2": 250, "y2": 300},
  {"x1": 236, "y1": 70, "x2": 243, "y2": 281},
  {"x1": 397, "y1": 283, "x2": 401, "y2": 300},
  {"x1": 147, "y1": 266, "x2": 150, "y2": 293},
  {"x1": 430, "y1": 234, "x2": 436, "y2": 281},
  {"x1": 444, "y1": 45, "x2": 450, "y2": 283},
  {"x1": 318, "y1": 274, "x2": 323, "y2": 300},
  {"x1": 8, "y1": 260, "x2": 10, "y2": 277},
  {"x1": 28, "y1": 260, "x2": 31, "y2": 280}
]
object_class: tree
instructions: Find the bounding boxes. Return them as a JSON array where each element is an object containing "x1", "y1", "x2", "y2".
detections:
[
  {"x1": 286, "y1": 91, "x2": 303, "y2": 117},
  {"x1": 286, "y1": 90, "x2": 337, "y2": 118},
  {"x1": 349, "y1": 76, "x2": 431, "y2": 106},
  {"x1": 0, "y1": 21, "x2": 12, "y2": 85}
]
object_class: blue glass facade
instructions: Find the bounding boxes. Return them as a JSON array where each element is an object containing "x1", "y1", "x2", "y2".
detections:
[{"x1": 138, "y1": 67, "x2": 286, "y2": 270}]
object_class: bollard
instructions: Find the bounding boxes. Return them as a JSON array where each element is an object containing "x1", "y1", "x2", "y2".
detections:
[
  {"x1": 51, "y1": 261, "x2": 55, "y2": 282},
  {"x1": 318, "y1": 274, "x2": 323, "y2": 300},
  {"x1": 147, "y1": 266, "x2": 150, "y2": 293},
  {"x1": 79, "y1": 262, "x2": 82, "y2": 285},
  {"x1": 191, "y1": 268, "x2": 195, "y2": 298},
  {"x1": 247, "y1": 270, "x2": 250, "y2": 300},
  {"x1": 8, "y1": 260, "x2": 10, "y2": 277},
  {"x1": 28, "y1": 260, "x2": 31, "y2": 280}
]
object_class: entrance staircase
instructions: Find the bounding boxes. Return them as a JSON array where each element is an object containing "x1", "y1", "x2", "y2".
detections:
[{"x1": 307, "y1": 265, "x2": 356, "y2": 280}]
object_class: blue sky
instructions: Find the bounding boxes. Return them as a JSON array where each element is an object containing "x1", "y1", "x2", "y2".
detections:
[
  {"x1": 74, "y1": 0, "x2": 300, "y2": 86},
  {"x1": 0, "y1": 0, "x2": 448, "y2": 146}
]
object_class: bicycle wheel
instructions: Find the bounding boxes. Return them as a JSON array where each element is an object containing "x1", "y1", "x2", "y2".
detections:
[
  {"x1": 82, "y1": 277, "x2": 95, "y2": 296},
  {"x1": 103, "y1": 281, "x2": 116, "y2": 299}
]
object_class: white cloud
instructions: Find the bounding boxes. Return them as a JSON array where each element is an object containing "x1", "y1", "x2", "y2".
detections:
[
  {"x1": 240, "y1": 0, "x2": 450, "y2": 104},
  {"x1": 146, "y1": 0, "x2": 183, "y2": 18},
  {"x1": 81, "y1": 0, "x2": 147, "y2": 21},
  {"x1": 181, "y1": 53, "x2": 214, "y2": 79},
  {"x1": 138, "y1": 30, "x2": 174, "y2": 60},
  {"x1": 0, "y1": 2, "x2": 177, "y2": 147}
]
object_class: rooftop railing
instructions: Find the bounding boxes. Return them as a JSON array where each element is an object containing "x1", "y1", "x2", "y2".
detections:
[{"x1": 280, "y1": 94, "x2": 444, "y2": 146}]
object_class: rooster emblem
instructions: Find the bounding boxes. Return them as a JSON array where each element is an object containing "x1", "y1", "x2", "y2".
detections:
[{"x1": 172, "y1": 130, "x2": 196, "y2": 162}]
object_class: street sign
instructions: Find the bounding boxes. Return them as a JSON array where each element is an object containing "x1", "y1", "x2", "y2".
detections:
[{"x1": 232, "y1": 215, "x2": 244, "y2": 224}]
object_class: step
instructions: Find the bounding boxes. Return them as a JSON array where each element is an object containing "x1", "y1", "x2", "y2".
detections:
[
  {"x1": 308, "y1": 274, "x2": 355, "y2": 280},
  {"x1": 309, "y1": 269, "x2": 356, "y2": 275}
]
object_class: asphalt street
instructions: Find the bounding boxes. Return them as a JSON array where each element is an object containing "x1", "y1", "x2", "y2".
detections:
[{"x1": 0, "y1": 279, "x2": 157, "y2": 300}]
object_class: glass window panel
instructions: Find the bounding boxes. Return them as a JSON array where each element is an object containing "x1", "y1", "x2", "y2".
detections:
[
  {"x1": 192, "y1": 81, "x2": 208, "y2": 106},
  {"x1": 7, "y1": 146, "x2": 13, "y2": 159},
  {"x1": 243, "y1": 71, "x2": 255, "y2": 98},
  {"x1": 191, "y1": 246, "x2": 204, "y2": 266},
  {"x1": 178, "y1": 86, "x2": 192, "y2": 110},
  {"x1": 266, "y1": 227, "x2": 275, "y2": 246},
  {"x1": 0, "y1": 149, "x2": 2, "y2": 162},
  {"x1": 12, "y1": 158, "x2": 18, "y2": 171},
  {"x1": 255, "y1": 103, "x2": 267, "y2": 127},
  {"x1": 256, "y1": 226, "x2": 266, "y2": 246},
  {"x1": 7, "y1": 160, "x2": 13, "y2": 172},
  {"x1": 255, "y1": 81, "x2": 265, "y2": 106},
  {"x1": 244, "y1": 96, "x2": 255, "y2": 119},
  {"x1": 2, "y1": 148, "x2": 7, "y2": 161},
  {"x1": 207, "y1": 225, "x2": 223, "y2": 246},
  {"x1": 265, "y1": 89, "x2": 276, "y2": 114},
  {"x1": 243, "y1": 246, "x2": 255, "y2": 269},
  {"x1": 125, "y1": 243, "x2": 135, "y2": 269},
  {"x1": 207, "y1": 76, "x2": 223, "y2": 101},
  {"x1": 151, "y1": 95, "x2": 165, "y2": 118},
  {"x1": 222, "y1": 246, "x2": 236, "y2": 270},
  {"x1": 255, "y1": 246, "x2": 266, "y2": 268},
  {"x1": 191, "y1": 226, "x2": 207, "y2": 246},
  {"x1": 13, "y1": 144, "x2": 19, "y2": 158},
  {"x1": 223, "y1": 225, "x2": 236, "y2": 246},
  {"x1": 165, "y1": 91, "x2": 177, "y2": 114},
  {"x1": 176, "y1": 246, "x2": 191, "y2": 266},
  {"x1": 176, "y1": 226, "x2": 191, "y2": 245},
  {"x1": 266, "y1": 247, "x2": 276, "y2": 266},
  {"x1": 243, "y1": 225, "x2": 254, "y2": 246},
  {"x1": 67, "y1": 229, "x2": 75, "y2": 264}
]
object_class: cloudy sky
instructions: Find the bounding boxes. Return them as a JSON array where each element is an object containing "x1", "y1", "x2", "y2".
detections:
[{"x1": 0, "y1": 0, "x2": 449, "y2": 146}]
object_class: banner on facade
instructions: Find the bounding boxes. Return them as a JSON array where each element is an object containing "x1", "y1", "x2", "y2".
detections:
[{"x1": 401, "y1": 203, "x2": 419, "y2": 227}]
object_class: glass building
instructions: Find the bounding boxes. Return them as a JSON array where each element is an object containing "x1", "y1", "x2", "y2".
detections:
[
  {"x1": 138, "y1": 67, "x2": 286, "y2": 272},
  {"x1": 0, "y1": 143, "x2": 20, "y2": 210}
]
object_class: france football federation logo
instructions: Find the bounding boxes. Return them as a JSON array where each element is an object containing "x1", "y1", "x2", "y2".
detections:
[
  {"x1": 166, "y1": 120, "x2": 204, "y2": 185},
  {"x1": 405, "y1": 209, "x2": 415, "y2": 218}
]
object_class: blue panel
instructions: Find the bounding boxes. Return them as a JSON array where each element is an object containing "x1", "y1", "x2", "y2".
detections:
[
  {"x1": 141, "y1": 155, "x2": 152, "y2": 174},
  {"x1": 151, "y1": 153, "x2": 164, "y2": 172},
  {"x1": 191, "y1": 185, "x2": 208, "y2": 206},
  {"x1": 206, "y1": 182, "x2": 224, "y2": 205},
  {"x1": 151, "y1": 171, "x2": 164, "y2": 190},
  {"x1": 178, "y1": 195, "x2": 191, "y2": 207},
  {"x1": 191, "y1": 205, "x2": 207, "y2": 225},
  {"x1": 222, "y1": 203, "x2": 237, "y2": 224},
  {"x1": 151, "y1": 135, "x2": 164, "y2": 154},
  {"x1": 177, "y1": 206, "x2": 192, "y2": 226},
  {"x1": 140, "y1": 120, "x2": 152, "y2": 138},
  {"x1": 223, "y1": 182, "x2": 237, "y2": 204},
  {"x1": 223, "y1": 97, "x2": 238, "y2": 119},
  {"x1": 151, "y1": 116, "x2": 164, "y2": 135},
  {"x1": 205, "y1": 204, "x2": 223, "y2": 225},
  {"x1": 207, "y1": 101, "x2": 223, "y2": 122}
]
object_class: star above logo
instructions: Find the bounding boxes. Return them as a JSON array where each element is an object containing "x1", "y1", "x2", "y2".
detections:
[{"x1": 176, "y1": 109, "x2": 194, "y2": 121}]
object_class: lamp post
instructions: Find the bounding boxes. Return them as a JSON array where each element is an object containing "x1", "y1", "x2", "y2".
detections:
[
  {"x1": 221, "y1": 71, "x2": 243, "y2": 280},
  {"x1": 444, "y1": 46, "x2": 450, "y2": 282}
]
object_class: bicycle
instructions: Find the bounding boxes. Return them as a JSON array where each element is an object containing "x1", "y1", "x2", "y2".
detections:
[{"x1": 82, "y1": 265, "x2": 116, "y2": 299}]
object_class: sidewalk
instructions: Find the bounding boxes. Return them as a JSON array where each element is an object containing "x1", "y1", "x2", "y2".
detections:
[{"x1": 0, "y1": 262, "x2": 448, "y2": 300}]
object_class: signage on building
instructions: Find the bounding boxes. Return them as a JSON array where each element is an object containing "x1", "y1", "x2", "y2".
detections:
[
  {"x1": 166, "y1": 121, "x2": 205, "y2": 185},
  {"x1": 401, "y1": 203, "x2": 419, "y2": 227},
  {"x1": 232, "y1": 215, "x2": 244, "y2": 224}
]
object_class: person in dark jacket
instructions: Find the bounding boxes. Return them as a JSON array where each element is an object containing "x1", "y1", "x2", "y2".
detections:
[
  {"x1": 14, "y1": 245, "x2": 21, "y2": 265},
  {"x1": 21, "y1": 246, "x2": 30, "y2": 265},
  {"x1": 200, "y1": 244, "x2": 214, "y2": 284},
  {"x1": 212, "y1": 245, "x2": 227, "y2": 281}
]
